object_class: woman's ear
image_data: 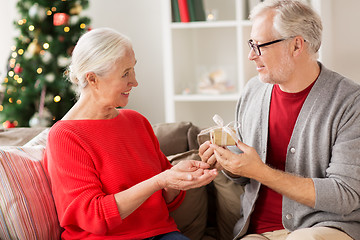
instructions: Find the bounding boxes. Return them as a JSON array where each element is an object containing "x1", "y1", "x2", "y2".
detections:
[{"x1": 85, "y1": 72, "x2": 98, "y2": 88}]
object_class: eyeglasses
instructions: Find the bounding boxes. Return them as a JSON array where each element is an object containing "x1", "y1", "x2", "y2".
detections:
[{"x1": 248, "y1": 38, "x2": 287, "y2": 56}]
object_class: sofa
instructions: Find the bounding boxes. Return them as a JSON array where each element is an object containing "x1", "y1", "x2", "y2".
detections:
[{"x1": 0, "y1": 122, "x2": 244, "y2": 240}]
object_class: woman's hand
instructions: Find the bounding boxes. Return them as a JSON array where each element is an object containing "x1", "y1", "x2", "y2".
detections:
[
  {"x1": 115, "y1": 160, "x2": 217, "y2": 218},
  {"x1": 158, "y1": 160, "x2": 218, "y2": 191}
]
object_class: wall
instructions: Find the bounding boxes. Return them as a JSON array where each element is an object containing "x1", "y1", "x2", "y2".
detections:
[
  {"x1": 315, "y1": 0, "x2": 360, "y2": 81},
  {"x1": 0, "y1": 0, "x2": 359, "y2": 125},
  {"x1": 0, "y1": 0, "x2": 165, "y2": 125},
  {"x1": 83, "y1": 0, "x2": 165, "y2": 124},
  {"x1": 330, "y1": 0, "x2": 360, "y2": 81}
]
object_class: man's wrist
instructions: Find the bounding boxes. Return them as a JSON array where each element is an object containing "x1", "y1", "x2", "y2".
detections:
[{"x1": 223, "y1": 169, "x2": 241, "y2": 178}]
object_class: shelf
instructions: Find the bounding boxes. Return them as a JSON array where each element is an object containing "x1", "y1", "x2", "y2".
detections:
[
  {"x1": 171, "y1": 20, "x2": 238, "y2": 29},
  {"x1": 163, "y1": 0, "x2": 255, "y2": 125},
  {"x1": 163, "y1": 0, "x2": 327, "y2": 126},
  {"x1": 240, "y1": 20, "x2": 252, "y2": 27},
  {"x1": 174, "y1": 94, "x2": 239, "y2": 102}
]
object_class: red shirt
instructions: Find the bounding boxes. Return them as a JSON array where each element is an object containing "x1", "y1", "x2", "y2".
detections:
[
  {"x1": 44, "y1": 109, "x2": 184, "y2": 239},
  {"x1": 248, "y1": 82, "x2": 315, "y2": 234}
]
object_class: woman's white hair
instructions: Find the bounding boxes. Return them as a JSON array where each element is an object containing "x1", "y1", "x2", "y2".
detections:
[
  {"x1": 67, "y1": 28, "x2": 132, "y2": 95},
  {"x1": 249, "y1": 0, "x2": 322, "y2": 57}
]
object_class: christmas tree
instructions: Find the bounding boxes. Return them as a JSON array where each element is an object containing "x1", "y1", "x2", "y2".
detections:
[{"x1": 0, "y1": 0, "x2": 91, "y2": 127}]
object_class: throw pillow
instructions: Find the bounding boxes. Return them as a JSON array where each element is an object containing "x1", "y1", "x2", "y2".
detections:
[
  {"x1": 213, "y1": 171, "x2": 244, "y2": 240},
  {"x1": 197, "y1": 130, "x2": 244, "y2": 240},
  {"x1": 168, "y1": 150, "x2": 208, "y2": 240},
  {"x1": 0, "y1": 146, "x2": 61, "y2": 240},
  {"x1": 153, "y1": 122, "x2": 200, "y2": 156}
]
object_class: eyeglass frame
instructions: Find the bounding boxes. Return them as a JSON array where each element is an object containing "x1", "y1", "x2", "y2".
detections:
[{"x1": 248, "y1": 37, "x2": 300, "y2": 56}]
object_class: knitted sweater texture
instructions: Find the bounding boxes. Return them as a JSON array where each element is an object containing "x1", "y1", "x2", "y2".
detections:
[
  {"x1": 230, "y1": 63, "x2": 360, "y2": 240},
  {"x1": 44, "y1": 109, "x2": 184, "y2": 239}
]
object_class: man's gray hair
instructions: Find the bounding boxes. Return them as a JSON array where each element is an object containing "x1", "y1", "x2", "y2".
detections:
[{"x1": 250, "y1": 0, "x2": 322, "y2": 56}]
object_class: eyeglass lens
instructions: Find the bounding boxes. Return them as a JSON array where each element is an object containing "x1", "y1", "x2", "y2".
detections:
[{"x1": 248, "y1": 40, "x2": 260, "y2": 56}]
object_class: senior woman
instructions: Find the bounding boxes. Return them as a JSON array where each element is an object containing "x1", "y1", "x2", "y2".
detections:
[{"x1": 44, "y1": 28, "x2": 217, "y2": 240}]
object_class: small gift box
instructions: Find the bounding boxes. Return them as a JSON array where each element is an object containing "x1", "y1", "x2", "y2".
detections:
[
  {"x1": 198, "y1": 114, "x2": 239, "y2": 147},
  {"x1": 210, "y1": 128, "x2": 236, "y2": 146}
]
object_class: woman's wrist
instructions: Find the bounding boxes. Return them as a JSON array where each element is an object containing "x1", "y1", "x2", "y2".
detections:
[{"x1": 154, "y1": 170, "x2": 168, "y2": 190}]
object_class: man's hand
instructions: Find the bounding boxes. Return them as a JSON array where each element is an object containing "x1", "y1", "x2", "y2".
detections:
[
  {"x1": 211, "y1": 140, "x2": 316, "y2": 207},
  {"x1": 211, "y1": 140, "x2": 264, "y2": 179},
  {"x1": 199, "y1": 141, "x2": 223, "y2": 170}
]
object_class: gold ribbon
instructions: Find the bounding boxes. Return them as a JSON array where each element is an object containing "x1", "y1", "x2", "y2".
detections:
[{"x1": 200, "y1": 114, "x2": 240, "y2": 145}]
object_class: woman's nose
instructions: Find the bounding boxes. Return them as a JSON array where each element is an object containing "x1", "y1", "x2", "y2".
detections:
[{"x1": 129, "y1": 72, "x2": 138, "y2": 87}]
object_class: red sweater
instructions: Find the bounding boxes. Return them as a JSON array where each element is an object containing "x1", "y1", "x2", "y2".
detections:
[
  {"x1": 44, "y1": 109, "x2": 185, "y2": 239},
  {"x1": 249, "y1": 82, "x2": 315, "y2": 234}
]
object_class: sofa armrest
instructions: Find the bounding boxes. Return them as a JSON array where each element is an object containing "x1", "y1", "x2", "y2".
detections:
[{"x1": 0, "y1": 127, "x2": 47, "y2": 146}]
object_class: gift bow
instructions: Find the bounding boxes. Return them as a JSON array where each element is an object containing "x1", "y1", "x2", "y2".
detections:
[{"x1": 201, "y1": 114, "x2": 240, "y2": 145}]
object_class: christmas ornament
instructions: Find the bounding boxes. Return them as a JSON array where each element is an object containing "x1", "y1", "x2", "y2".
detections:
[
  {"x1": 58, "y1": 56, "x2": 71, "y2": 67},
  {"x1": 70, "y1": 15, "x2": 79, "y2": 25},
  {"x1": 40, "y1": 50, "x2": 52, "y2": 63},
  {"x1": 3, "y1": 120, "x2": 16, "y2": 128},
  {"x1": 29, "y1": 3, "x2": 46, "y2": 20},
  {"x1": 27, "y1": 38, "x2": 41, "y2": 55},
  {"x1": 29, "y1": 86, "x2": 51, "y2": 127},
  {"x1": 29, "y1": 109, "x2": 51, "y2": 127},
  {"x1": 45, "y1": 73, "x2": 55, "y2": 83},
  {"x1": 28, "y1": 4, "x2": 38, "y2": 17},
  {"x1": 53, "y1": 13, "x2": 70, "y2": 26},
  {"x1": 70, "y1": 4, "x2": 83, "y2": 15},
  {"x1": 23, "y1": 1, "x2": 32, "y2": 10},
  {"x1": 20, "y1": 36, "x2": 31, "y2": 45},
  {"x1": 14, "y1": 65, "x2": 23, "y2": 74}
]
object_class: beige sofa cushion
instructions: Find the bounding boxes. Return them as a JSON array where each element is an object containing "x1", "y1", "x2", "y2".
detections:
[
  {"x1": 0, "y1": 127, "x2": 47, "y2": 146},
  {"x1": 213, "y1": 171, "x2": 244, "y2": 240},
  {"x1": 168, "y1": 150, "x2": 208, "y2": 240},
  {"x1": 152, "y1": 122, "x2": 201, "y2": 156},
  {"x1": 23, "y1": 128, "x2": 50, "y2": 147},
  {"x1": 197, "y1": 129, "x2": 244, "y2": 240}
]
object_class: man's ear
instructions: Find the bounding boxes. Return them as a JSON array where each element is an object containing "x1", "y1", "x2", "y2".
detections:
[
  {"x1": 86, "y1": 72, "x2": 98, "y2": 88},
  {"x1": 293, "y1": 37, "x2": 305, "y2": 57}
]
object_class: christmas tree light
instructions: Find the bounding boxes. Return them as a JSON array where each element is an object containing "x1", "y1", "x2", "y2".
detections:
[{"x1": 0, "y1": 0, "x2": 91, "y2": 127}]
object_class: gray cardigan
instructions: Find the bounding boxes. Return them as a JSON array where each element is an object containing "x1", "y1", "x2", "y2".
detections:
[{"x1": 229, "y1": 63, "x2": 360, "y2": 240}]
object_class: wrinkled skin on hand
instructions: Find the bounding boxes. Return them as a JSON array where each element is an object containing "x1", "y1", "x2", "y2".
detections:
[
  {"x1": 199, "y1": 140, "x2": 264, "y2": 179},
  {"x1": 160, "y1": 160, "x2": 218, "y2": 190},
  {"x1": 199, "y1": 141, "x2": 223, "y2": 170}
]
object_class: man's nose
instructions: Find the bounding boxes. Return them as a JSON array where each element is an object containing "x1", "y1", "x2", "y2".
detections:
[{"x1": 248, "y1": 48, "x2": 258, "y2": 61}]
